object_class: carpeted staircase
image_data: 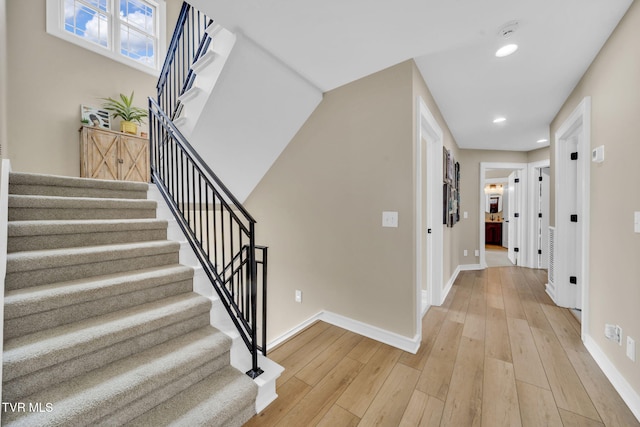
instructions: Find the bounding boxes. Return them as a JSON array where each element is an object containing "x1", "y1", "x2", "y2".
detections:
[{"x1": 2, "y1": 172, "x2": 257, "y2": 426}]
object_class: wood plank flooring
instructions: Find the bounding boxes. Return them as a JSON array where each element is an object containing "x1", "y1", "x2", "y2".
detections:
[{"x1": 245, "y1": 267, "x2": 639, "y2": 427}]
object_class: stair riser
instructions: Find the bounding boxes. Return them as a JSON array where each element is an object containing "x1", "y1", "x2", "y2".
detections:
[
  {"x1": 95, "y1": 356, "x2": 231, "y2": 426},
  {"x1": 9, "y1": 207, "x2": 156, "y2": 221},
  {"x1": 3, "y1": 313, "x2": 211, "y2": 401},
  {"x1": 5, "y1": 252, "x2": 179, "y2": 290},
  {"x1": 8, "y1": 229, "x2": 167, "y2": 253},
  {"x1": 9, "y1": 184, "x2": 147, "y2": 200},
  {"x1": 225, "y1": 403, "x2": 258, "y2": 427},
  {"x1": 4, "y1": 279, "x2": 194, "y2": 340}
]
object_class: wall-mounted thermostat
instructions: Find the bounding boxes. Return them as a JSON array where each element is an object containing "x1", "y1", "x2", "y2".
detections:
[{"x1": 592, "y1": 145, "x2": 605, "y2": 163}]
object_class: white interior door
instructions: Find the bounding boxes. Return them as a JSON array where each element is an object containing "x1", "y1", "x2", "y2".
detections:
[
  {"x1": 501, "y1": 189, "x2": 509, "y2": 248},
  {"x1": 538, "y1": 167, "x2": 551, "y2": 268},
  {"x1": 551, "y1": 97, "x2": 590, "y2": 333},
  {"x1": 507, "y1": 171, "x2": 519, "y2": 264}
]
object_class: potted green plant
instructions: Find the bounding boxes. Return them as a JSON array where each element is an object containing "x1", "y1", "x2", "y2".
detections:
[{"x1": 102, "y1": 91, "x2": 147, "y2": 135}]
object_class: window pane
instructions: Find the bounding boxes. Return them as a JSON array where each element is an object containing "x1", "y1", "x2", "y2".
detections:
[
  {"x1": 64, "y1": 0, "x2": 108, "y2": 18},
  {"x1": 120, "y1": 24, "x2": 155, "y2": 66},
  {"x1": 64, "y1": 2, "x2": 109, "y2": 48},
  {"x1": 85, "y1": 0, "x2": 109, "y2": 12},
  {"x1": 120, "y1": 0, "x2": 155, "y2": 35}
]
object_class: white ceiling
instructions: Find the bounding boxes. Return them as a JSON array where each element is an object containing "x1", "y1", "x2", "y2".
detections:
[{"x1": 191, "y1": 0, "x2": 633, "y2": 152}]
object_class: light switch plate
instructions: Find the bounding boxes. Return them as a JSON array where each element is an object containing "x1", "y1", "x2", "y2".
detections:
[
  {"x1": 463, "y1": 211, "x2": 468, "y2": 219},
  {"x1": 635, "y1": 212, "x2": 640, "y2": 233},
  {"x1": 382, "y1": 211, "x2": 398, "y2": 228}
]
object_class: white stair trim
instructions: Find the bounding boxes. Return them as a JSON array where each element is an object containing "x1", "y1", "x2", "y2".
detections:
[{"x1": 147, "y1": 184, "x2": 282, "y2": 413}]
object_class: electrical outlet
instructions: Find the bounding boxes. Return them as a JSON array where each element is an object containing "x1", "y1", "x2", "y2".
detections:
[
  {"x1": 295, "y1": 290, "x2": 302, "y2": 303},
  {"x1": 464, "y1": 250, "x2": 468, "y2": 256},
  {"x1": 627, "y1": 336, "x2": 636, "y2": 361},
  {"x1": 616, "y1": 326, "x2": 623, "y2": 345}
]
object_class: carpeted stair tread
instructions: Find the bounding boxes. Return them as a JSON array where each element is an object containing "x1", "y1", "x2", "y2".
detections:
[
  {"x1": 2, "y1": 327, "x2": 233, "y2": 427},
  {"x1": 8, "y1": 172, "x2": 148, "y2": 199},
  {"x1": 8, "y1": 218, "x2": 168, "y2": 237},
  {"x1": 6, "y1": 240, "x2": 179, "y2": 272},
  {"x1": 3, "y1": 265, "x2": 194, "y2": 338},
  {"x1": 4, "y1": 264, "x2": 193, "y2": 320},
  {"x1": 2, "y1": 172, "x2": 259, "y2": 425},
  {"x1": 129, "y1": 365, "x2": 258, "y2": 427},
  {"x1": 5, "y1": 240, "x2": 180, "y2": 290},
  {"x1": 7, "y1": 219, "x2": 169, "y2": 252},
  {"x1": 8, "y1": 194, "x2": 156, "y2": 210},
  {"x1": 3, "y1": 293, "x2": 211, "y2": 382},
  {"x1": 8, "y1": 194, "x2": 157, "y2": 221}
]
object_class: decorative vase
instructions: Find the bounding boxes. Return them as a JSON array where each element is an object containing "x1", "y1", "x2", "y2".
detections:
[{"x1": 120, "y1": 121, "x2": 137, "y2": 135}]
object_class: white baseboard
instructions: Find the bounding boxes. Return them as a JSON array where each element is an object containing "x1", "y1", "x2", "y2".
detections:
[
  {"x1": 583, "y1": 334, "x2": 640, "y2": 422},
  {"x1": 267, "y1": 313, "x2": 323, "y2": 351},
  {"x1": 320, "y1": 311, "x2": 420, "y2": 354},
  {"x1": 268, "y1": 310, "x2": 421, "y2": 354},
  {"x1": 421, "y1": 290, "x2": 429, "y2": 317},
  {"x1": 441, "y1": 265, "x2": 461, "y2": 305},
  {"x1": 440, "y1": 264, "x2": 483, "y2": 306}
]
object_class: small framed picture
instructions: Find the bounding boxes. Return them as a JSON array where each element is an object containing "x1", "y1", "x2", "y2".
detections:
[{"x1": 81, "y1": 105, "x2": 110, "y2": 129}]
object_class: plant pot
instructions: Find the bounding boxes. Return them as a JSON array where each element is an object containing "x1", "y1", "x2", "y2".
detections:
[{"x1": 120, "y1": 121, "x2": 138, "y2": 135}]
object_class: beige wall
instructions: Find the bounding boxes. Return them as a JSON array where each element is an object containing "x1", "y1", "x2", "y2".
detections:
[
  {"x1": 246, "y1": 61, "x2": 418, "y2": 340},
  {"x1": 527, "y1": 146, "x2": 550, "y2": 164},
  {"x1": 5, "y1": 0, "x2": 181, "y2": 176},
  {"x1": 0, "y1": 0, "x2": 7, "y2": 159},
  {"x1": 550, "y1": 0, "x2": 640, "y2": 395}
]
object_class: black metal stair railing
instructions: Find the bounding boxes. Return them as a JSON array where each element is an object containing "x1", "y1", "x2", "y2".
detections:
[
  {"x1": 149, "y1": 99, "x2": 266, "y2": 378},
  {"x1": 150, "y1": 2, "x2": 267, "y2": 378},
  {"x1": 157, "y1": 2, "x2": 213, "y2": 120}
]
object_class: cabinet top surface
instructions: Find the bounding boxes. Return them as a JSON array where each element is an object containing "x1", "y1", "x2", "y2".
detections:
[{"x1": 80, "y1": 125, "x2": 147, "y2": 140}]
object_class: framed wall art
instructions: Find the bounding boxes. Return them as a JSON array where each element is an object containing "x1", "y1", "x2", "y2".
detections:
[{"x1": 81, "y1": 105, "x2": 110, "y2": 129}]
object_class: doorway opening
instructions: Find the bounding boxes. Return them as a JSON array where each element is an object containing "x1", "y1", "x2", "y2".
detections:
[
  {"x1": 527, "y1": 161, "x2": 551, "y2": 269},
  {"x1": 480, "y1": 163, "x2": 528, "y2": 269},
  {"x1": 551, "y1": 97, "x2": 590, "y2": 335},
  {"x1": 416, "y1": 97, "x2": 444, "y2": 332}
]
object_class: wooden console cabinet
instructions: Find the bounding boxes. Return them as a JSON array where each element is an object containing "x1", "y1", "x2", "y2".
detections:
[
  {"x1": 80, "y1": 126, "x2": 149, "y2": 183},
  {"x1": 485, "y1": 222, "x2": 503, "y2": 245}
]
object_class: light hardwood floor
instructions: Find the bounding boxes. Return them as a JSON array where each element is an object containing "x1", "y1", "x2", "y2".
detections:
[{"x1": 245, "y1": 267, "x2": 639, "y2": 427}]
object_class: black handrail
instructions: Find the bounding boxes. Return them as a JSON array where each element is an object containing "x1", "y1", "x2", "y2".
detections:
[{"x1": 151, "y1": 2, "x2": 266, "y2": 378}]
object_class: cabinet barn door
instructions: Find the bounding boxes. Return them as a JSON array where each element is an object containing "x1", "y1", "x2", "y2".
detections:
[
  {"x1": 120, "y1": 135, "x2": 149, "y2": 182},
  {"x1": 86, "y1": 129, "x2": 119, "y2": 180}
]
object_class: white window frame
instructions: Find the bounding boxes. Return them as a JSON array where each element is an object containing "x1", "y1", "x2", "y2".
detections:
[{"x1": 46, "y1": 0, "x2": 166, "y2": 76}]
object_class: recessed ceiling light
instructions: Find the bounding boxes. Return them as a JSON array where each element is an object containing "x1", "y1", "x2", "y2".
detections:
[
  {"x1": 495, "y1": 44, "x2": 518, "y2": 58},
  {"x1": 537, "y1": 138, "x2": 548, "y2": 143},
  {"x1": 493, "y1": 117, "x2": 506, "y2": 124}
]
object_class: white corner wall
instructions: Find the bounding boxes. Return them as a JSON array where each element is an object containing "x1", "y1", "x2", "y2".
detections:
[{"x1": 189, "y1": 32, "x2": 323, "y2": 202}]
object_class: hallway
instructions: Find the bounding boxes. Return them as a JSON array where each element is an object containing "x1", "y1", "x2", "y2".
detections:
[
  {"x1": 485, "y1": 244, "x2": 514, "y2": 268},
  {"x1": 246, "y1": 267, "x2": 639, "y2": 426}
]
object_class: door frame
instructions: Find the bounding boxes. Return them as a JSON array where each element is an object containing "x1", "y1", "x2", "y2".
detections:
[
  {"x1": 416, "y1": 96, "x2": 444, "y2": 335},
  {"x1": 527, "y1": 159, "x2": 551, "y2": 268},
  {"x1": 554, "y1": 96, "x2": 591, "y2": 339},
  {"x1": 479, "y1": 162, "x2": 528, "y2": 268}
]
